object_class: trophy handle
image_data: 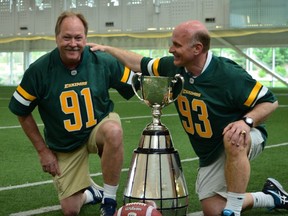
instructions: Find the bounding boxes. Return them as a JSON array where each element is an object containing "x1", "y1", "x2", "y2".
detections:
[
  {"x1": 168, "y1": 74, "x2": 184, "y2": 103},
  {"x1": 131, "y1": 72, "x2": 144, "y2": 102}
]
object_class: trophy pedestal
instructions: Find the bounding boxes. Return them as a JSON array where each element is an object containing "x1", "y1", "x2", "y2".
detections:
[
  {"x1": 126, "y1": 74, "x2": 189, "y2": 215},
  {"x1": 123, "y1": 126, "x2": 189, "y2": 215}
]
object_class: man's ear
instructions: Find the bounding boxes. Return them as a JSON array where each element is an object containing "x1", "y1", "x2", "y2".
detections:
[{"x1": 193, "y1": 43, "x2": 203, "y2": 55}]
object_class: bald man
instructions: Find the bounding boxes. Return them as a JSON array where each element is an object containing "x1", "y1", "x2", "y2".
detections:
[{"x1": 89, "y1": 20, "x2": 287, "y2": 216}]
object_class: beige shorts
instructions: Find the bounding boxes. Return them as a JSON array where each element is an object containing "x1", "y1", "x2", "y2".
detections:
[
  {"x1": 53, "y1": 112, "x2": 121, "y2": 200},
  {"x1": 196, "y1": 128, "x2": 265, "y2": 200}
]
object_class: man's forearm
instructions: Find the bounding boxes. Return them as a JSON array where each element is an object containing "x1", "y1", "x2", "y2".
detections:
[
  {"x1": 106, "y1": 46, "x2": 142, "y2": 71},
  {"x1": 244, "y1": 101, "x2": 278, "y2": 127},
  {"x1": 88, "y1": 43, "x2": 143, "y2": 72},
  {"x1": 18, "y1": 114, "x2": 47, "y2": 154}
]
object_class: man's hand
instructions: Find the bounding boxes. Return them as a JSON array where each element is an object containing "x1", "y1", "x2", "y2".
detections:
[
  {"x1": 39, "y1": 148, "x2": 61, "y2": 177},
  {"x1": 86, "y1": 43, "x2": 143, "y2": 72},
  {"x1": 87, "y1": 43, "x2": 107, "y2": 52},
  {"x1": 222, "y1": 120, "x2": 250, "y2": 147}
]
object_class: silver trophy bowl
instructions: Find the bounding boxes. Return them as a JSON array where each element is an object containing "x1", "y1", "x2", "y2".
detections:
[
  {"x1": 132, "y1": 73, "x2": 184, "y2": 130},
  {"x1": 132, "y1": 73, "x2": 183, "y2": 107}
]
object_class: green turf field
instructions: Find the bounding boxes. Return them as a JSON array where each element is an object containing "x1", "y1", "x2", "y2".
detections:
[{"x1": 0, "y1": 86, "x2": 287, "y2": 216}]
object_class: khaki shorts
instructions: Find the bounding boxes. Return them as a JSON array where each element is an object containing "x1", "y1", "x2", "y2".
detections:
[
  {"x1": 196, "y1": 128, "x2": 265, "y2": 200},
  {"x1": 53, "y1": 112, "x2": 121, "y2": 200}
]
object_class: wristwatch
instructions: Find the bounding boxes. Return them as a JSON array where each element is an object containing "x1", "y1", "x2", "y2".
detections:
[{"x1": 242, "y1": 117, "x2": 254, "y2": 128}]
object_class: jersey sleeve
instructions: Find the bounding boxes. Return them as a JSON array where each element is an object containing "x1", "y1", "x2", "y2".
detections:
[
  {"x1": 112, "y1": 64, "x2": 137, "y2": 100},
  {"x1": 141, "y1": 56, "x2": 177, "y2": 77},
  {"x1": 9, "y1": 67, "x2": 40, "y2": 116},
  {"x1": 243, "y1": 81, "x2": 277, "y2": 108},
  {"x1": 223, "y1": 59, "x2": 277, "y2": 110},
  {"x1": 89, "y1": 50, "x2": 135, "y2": 100},
  {"x1": 93, "y1": 51, "x2": 136, "y2": 100}
]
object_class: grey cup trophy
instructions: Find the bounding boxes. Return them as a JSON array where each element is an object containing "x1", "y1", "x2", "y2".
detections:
[
  {"x1": 132, "y1": 73, "x2": 183, "y2": 130},
  {"x1": 123, "y1": 73, "x2": 189, "y2": 216}
]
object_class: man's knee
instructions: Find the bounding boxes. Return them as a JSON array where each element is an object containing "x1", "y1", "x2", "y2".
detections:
[
  {"x1": 61, "y1": 207, "x2": 80, "y2": 216},
  {"x1": 201, "y1": 195, "x2": 226, "y2": 216},
  {"x1": 223, "y1": 132, "x2": 250, "y2": 157},
  {"x1": 104, "y1": 121, "x2": 123, "y2": 143},
  {"x1": 60, "y1": 199, "x2": 81, "y2": 216}
]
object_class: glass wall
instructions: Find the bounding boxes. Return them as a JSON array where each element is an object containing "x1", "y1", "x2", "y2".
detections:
[
  {"x1": 0, "y1": 47, "x2": 287, "y2": 87},
  {"x1": 0, "y1": 52, "x2": 23, "y2": 86}
]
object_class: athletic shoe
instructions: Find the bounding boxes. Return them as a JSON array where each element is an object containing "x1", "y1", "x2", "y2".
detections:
[
  {"x1": 86, "y1": 179, "x2": 104, "y2": 204},
  {"x1": 100, "y1": 198, "x2": 117, "y2": 216},
  {"x1": 86, "y1": 185, "x2": 103, "y2": 204},
  {"x1": 221, "y1": 209, "x2": 235, "y2": 216},
  {"x1": 262, "y1": 177, "x2": 288, "y2": 210}
]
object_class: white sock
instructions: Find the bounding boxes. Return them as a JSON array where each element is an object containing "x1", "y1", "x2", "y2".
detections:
[
  {"x1": 251, "y1": 192, "x2": 275, "y2": 208},
  {"x1": 84, "y1": 189, "x2": 94, "y2": 204},
  {"x1": 103, "y1": 183, "x2": 118, "y2": 203},
  {"x1": 225, "y1": 192, "x2": 245, "y2": 216}
]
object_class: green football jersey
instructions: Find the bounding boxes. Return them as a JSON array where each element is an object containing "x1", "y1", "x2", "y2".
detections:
[
  {"x1": 9, "y1": 46, "x2": 135, "y2": 152},
  {"x1": 141, "y1": 55, "x2": 277, "y2": 167}
]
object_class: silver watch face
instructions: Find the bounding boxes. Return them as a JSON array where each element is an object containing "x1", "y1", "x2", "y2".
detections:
[{"x1": 246, "y1": 117, "x2": 253, "y2": 124}]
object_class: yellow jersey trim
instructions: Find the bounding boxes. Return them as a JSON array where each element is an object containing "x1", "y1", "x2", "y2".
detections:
[
  {"x1": 244, "y1": 82, "x2": 262, "y2": 107},
  {"x1": 17, "y1": 85, "x2": 36, "y2": 101}
]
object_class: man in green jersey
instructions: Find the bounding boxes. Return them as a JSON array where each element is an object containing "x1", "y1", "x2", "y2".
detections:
[
  {"x1": 9, "y1": 11, "x2": 136, "y2": 216},
  {"x1": 89, "y1": 20, "x2": 288, "y2": 216}
]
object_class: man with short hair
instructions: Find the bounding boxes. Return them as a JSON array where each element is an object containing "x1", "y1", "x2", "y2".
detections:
[{"x1": 9, "y1": 11, "x2": 136, "y2": 216}]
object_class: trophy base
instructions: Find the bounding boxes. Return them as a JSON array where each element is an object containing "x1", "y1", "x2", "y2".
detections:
[{"x1": 123, "y1": 128, "x2": 189, "y2": 215}]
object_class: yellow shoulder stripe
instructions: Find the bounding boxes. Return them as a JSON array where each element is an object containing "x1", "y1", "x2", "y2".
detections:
[
  {"x1": 16, "y1": 85, "x2": 36, "y2": 101},
  {"x1": 244, "y1": 82, "x2": 262, "y2": 107},
  {"x1": 121, "y1": 67, "x2": 130, "y2": 83},
  {"x1": 152, "y1": 58, "x2": 160, "y2": 77}
]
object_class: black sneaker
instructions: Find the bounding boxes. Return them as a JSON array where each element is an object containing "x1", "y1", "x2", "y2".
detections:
[
  {"x1": 221, "y1": 209, "x2": 235, "y2": 216},
  {"x1": 100, "y1": 198, "x2": 117, "y2": 216},
  {"x1": 262, "y1": 178, "x2": 288, "y2": 210},
  {"x1": 87, "y1": 185, "x2": 103, "y2": 205}
]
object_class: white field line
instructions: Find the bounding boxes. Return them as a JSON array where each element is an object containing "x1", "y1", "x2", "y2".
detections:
[
  {"x1": 0, "y1": 114, "x2": 178, "y2": 130},
  {"x1": 1, "y1": 143, "x2": 287, "y2": 192},
  {"x1": 10, "y1": 206, "x2": 62, "y2": 216},
  {"x1": 187, "y1": 212, "x2": 204, "y2": 216},
  {"x1": 1, "y1": 104, "x2": 287, "y2": 215},
  {"x1": 5, "y1": 142, "x2": 288, "y2": 216},
  {"x1": 1, "y1": 102, "x2": 287, "y2": 129}
]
